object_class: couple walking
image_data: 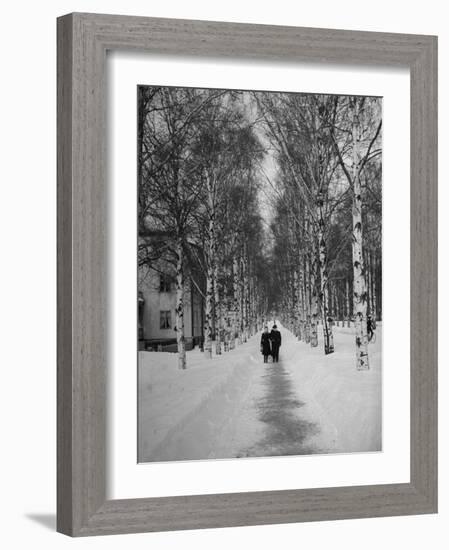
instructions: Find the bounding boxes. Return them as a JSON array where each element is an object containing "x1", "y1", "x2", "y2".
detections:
[{"x1": 260, "y1": 324, "x2": 282, "y2": 363}]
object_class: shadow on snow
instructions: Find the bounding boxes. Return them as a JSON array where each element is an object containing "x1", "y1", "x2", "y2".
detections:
[{"x1": 237, "y1": 358, "x2": 321, "y2": 458}]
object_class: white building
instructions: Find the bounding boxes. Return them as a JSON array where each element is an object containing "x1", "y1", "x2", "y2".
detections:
[{"x1": 138, "y1": 268, "x2": 203, "y2": 351}]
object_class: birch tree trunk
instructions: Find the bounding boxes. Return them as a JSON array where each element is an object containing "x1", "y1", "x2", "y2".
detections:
[
  {"x1": 242, "y1": 250, "x2": 250, "y2": 342},
  {"x1": 253, "y1": 279, "x2": 260, "y2": 332},
  {"x1": 365, "y1": 250, "x2": 372, "y2": 317},
  {"x1": 175, "y1": 237, "x2": 186, "y2": 369},
  {"x1": 351, "y1": 97, "x2": 369, "y2": 370},
  {"x1": 288, "y1": 278, "x2": 295, "y2": 333},
  {"x1": 253, "y1": 277, "x2": 259, "y2": 334},
  {"x1": 223, "y1": 264, "x2": 231, "y2": 351},
  {"x1": 232, "y1": 254, "x2": 241, "y2": 346},
  {"x1": 301, "y1": 270, "x2": 306, "y2": 339},
  {"x1": 372, "y1": 254, "x2": 378, "y2": 321},
  {"x1": 345, "y1": 278, "x2": 351, "y2": 327},
  {"x1": 310, "y1": 247, "x2": 319, "y2": 348},
  {"x1": 293, "y1": 269, "x2": 300, "y2": 338},
  {"x1": 249, "y1": 271, "x2": 256, "y2": 336},
  {"x1": 317, "y1": 193, "x2": 334, "y2": 354},
  {"x1": 332, "y1": 283, "x2": 339, "y2": 327},
  {"x1": 335, "y1": 284, "x2": 341, "y2": 326},
  {"x1": 204, "y1": 255, "x2": 214, "y2": 359},
  {"x1": 304, "y1": 251, "x2": 311, "y2": 343},
  {"x1": 297, "y1": 264, "x2": 304, "y2": 340},
  {"x1": 214, "y1": 262, "x2": 222, "y2": 355},
  {"x1": 239, "y1": 253, "x2": 246, "y2": 343}
]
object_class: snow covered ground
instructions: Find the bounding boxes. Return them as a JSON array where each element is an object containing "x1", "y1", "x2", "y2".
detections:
[{"x1": 138, "y1": 322, "x2": 382, "y2": 463}]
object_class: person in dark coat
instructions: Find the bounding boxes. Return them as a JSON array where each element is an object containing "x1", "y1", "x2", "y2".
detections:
[
  {"x1": 367, "y1": 315, "x2": 374, "y2": 341},
  {"x1": 260, "y1": 326, "x2": 271, "y2": 363},
  {"x1": 270, "y1": 324, "x2": 282, "y2": 362}
]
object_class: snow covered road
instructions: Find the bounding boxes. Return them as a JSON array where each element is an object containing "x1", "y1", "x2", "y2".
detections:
[{"x1": 138, "y1": 323, "x2": 382, "y2": 462}]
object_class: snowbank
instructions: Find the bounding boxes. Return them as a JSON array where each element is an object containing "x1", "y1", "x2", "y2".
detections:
[
  {"x1": 284, "y1": 324, "x2": 382, "y2": 453},
  {"x1": 138, "y1": 339, "x2": 265, "y2": 462}
]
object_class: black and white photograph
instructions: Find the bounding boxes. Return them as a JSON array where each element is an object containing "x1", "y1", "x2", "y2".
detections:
[
  {"x1": 1, "y1": 0, "x2": 442, "y2": 544},
  {"x1": 137, "y1": 85, "x2": 382, "y2": 463}
]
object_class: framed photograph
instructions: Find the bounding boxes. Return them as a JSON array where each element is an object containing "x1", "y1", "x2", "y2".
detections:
[{"x1": 57, "y1": 12, "x2": 437, "y2": 536}]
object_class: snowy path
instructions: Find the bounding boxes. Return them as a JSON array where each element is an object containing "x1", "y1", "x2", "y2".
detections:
[
  {"x1": 138, "y1": 323, "x2": 382, "y2": 462},
  {"x1": 237, "y1": 357, "x2": 322, "y2": 458}
]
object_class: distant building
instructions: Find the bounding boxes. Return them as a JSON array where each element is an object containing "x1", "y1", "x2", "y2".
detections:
[{"x1": 138, "y1": 268, "x2": 203, "y2": 351}]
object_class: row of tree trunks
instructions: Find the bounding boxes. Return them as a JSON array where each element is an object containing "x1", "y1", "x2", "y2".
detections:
[
  {"x1": 204, "y1": 241, "x2": 264, "y2": 360},
  {"x1": 232, "y1": 255, "x2": 241, "y2": 346},
  {"x1": 323, "y1": 260, "x2": 380, "y2": 330},
  {"x1": 304, "y1": 245, "x2": 311, "y2": 343},
  {"x1": 204, "y1": 176, "x2": 216, "y2": 360},
  {"x1": 203, "y1": 178, "x2": 266, "y2": 360},
  {"x1": 243, "y1": 248, "x2": 250, "y2": 342},
  {"x1": 240, "y1": 253, "x2": 247, "y2": 343}
]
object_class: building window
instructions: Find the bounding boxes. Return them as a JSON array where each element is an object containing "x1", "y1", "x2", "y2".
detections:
[
  {"x1": 160, "y1": 310, "x2": 172, "y2": 330},
  {"x1": 159, "y1": 273, "x2": 171, "y2": 293}
]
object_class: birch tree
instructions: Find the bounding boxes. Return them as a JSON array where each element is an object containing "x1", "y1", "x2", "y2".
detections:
[
  {"x1": 138, "y1": 87, "x2": 221, "y2": 369},
  {"x1": 331, "y1": 96, "x2": 382, "y2": 369}
]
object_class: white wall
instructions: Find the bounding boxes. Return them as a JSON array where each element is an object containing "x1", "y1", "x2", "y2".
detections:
[{"x1": 0, "y1": 0, "x2": 445, "y2": 548}]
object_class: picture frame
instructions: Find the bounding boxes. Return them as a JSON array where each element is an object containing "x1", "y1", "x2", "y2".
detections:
[{"x1": 57, "y1": 12, "x2": 437, "y2": 536}]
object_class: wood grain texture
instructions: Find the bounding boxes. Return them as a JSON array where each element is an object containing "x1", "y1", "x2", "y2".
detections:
[
  {"x1": 409, "y1": 36, "x2": 438, "y2": 509},
  {"x1": 57, "y1": 12, "x2": 438, "y2": 536},
  {"x1": 57, "y1": 13, "x2": 74, "y2": 536}
]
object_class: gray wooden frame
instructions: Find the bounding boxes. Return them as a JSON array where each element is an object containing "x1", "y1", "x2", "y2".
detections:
[{"x1": 57, "y1": 12, "x2": 438, "y2": 537}]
